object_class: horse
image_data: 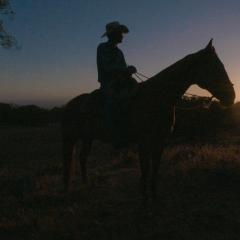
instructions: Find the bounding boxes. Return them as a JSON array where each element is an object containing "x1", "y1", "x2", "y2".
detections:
[{"x1": 61, "y1": 40, "x2": 235, "y2": 200}]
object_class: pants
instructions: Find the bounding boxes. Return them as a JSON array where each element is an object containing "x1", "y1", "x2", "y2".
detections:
[
  {"x1": 100, "y1": 77, "x2": 137, "y2": 146},
  {"x1": 101, "y1": 83, "x2": 118, "y2": 131}
]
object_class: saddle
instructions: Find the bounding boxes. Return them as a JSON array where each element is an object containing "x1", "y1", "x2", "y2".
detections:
[
  {"x1": 91, "y1": 77, "x2": 139, "y2": 111},
  {"x1": 111, "y1": 77, "x2": 139, "y2": 106}
]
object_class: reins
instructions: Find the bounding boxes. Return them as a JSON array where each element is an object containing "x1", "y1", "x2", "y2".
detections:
[
  {"x1": 134, "y1": 72, "x2": 215, "y2": 110},
  {"x1": 134, "y1": 72, "x2": 149, "y2": 82}
]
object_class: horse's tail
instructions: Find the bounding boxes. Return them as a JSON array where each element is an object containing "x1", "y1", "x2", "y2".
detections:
[{"x1": 61, "y1": 93, "x2": 90, "y2": 190}]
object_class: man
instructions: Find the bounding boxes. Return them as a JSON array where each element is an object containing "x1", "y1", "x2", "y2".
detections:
[
  {"x1": 97, "y1": 21, "x2": 137, "y2": 146},
  {"x1": 97, "y1": 21, "x2": 137, "y2": 91}
]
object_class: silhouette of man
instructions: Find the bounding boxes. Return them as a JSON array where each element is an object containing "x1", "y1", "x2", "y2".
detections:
[
  {"x1": 97, "y1": 21, "x2": 137, "y2": 146},
  {"x1": 97, "y1": 21, "x2": 137, "y2": 90}
]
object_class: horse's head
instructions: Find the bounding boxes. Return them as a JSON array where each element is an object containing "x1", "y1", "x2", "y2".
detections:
[{"x1": 193, "y1": 39, "x2": 235, "y2": 106}]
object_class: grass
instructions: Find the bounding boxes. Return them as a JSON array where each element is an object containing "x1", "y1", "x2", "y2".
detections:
[{"x1": 1, "y1": 126, "x2": 240, "y2": 239}]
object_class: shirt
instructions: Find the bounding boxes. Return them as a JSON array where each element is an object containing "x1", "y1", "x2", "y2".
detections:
[{"x1": 97, "y1": 41, "x2": 129, "y2": 86}]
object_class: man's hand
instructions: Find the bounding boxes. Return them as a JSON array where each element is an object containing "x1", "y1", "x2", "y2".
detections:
[{"x1": 127, "y1": 65, "x2": 137, "y2": 74}]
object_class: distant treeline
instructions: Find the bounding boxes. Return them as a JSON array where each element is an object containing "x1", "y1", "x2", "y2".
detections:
[
  {"x1": 174, "y1": 96, "x2": 240, "y2": 141},
  {"x1": 1, "y1": 98, "x2": 240, "y2": 140},
  {"x1": 0, "y1": 103, "x2": 63, "y2": 126}
]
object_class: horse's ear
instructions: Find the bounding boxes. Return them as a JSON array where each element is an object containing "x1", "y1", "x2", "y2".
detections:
[
  {"x1": 206, "y1": 39, "x2": 213, "y2": 48},
  {"x1": 205, "y1": 38, "x2": 215, "y2": 52}
]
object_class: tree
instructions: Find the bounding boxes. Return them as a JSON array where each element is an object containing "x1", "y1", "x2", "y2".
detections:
[{"x1": 0, "y1": 0, "x2": 17, "y2": 48}]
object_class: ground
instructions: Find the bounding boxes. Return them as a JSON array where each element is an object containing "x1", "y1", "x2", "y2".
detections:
[{"x1": 1, "y1": 126, "x2": 240, "y2": 240}]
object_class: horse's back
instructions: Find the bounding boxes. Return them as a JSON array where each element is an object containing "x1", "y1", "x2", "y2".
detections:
[{"x1": 62, "y1": 89, "x2": 103, "y2": 124}]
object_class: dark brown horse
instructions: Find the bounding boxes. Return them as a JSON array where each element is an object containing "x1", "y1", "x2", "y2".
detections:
[{"x1": 62, "y1": 40, "x2": 235, "y2": 199}]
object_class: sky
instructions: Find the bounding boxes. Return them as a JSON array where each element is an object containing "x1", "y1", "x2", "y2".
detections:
[{"x1": 0, "y1": 0, "x2": 240, "y2": 108}]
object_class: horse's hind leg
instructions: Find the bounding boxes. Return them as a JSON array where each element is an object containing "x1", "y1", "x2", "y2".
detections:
[{"x1": 77, "y1": 139, "x2": 92, "y2": 184}]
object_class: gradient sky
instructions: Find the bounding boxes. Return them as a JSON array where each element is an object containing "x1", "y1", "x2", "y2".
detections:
[{"x1": 0, "y1": 0, "x2": 240, "y2": 107}]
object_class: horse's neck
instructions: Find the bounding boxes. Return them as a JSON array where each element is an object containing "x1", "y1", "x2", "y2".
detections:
[{"x1": 141, "y1": 58, "x2": 194, "y2": 104}]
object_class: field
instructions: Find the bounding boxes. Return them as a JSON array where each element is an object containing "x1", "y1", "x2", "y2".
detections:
[{"x1": 1, "y1": 126, "x2": 240, "y2": 239}]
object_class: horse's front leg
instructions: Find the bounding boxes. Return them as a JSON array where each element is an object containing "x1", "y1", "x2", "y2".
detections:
[
  {"x1": 151, "y1": 144, "x2": 164, "y2": 200},
  {"x1": 139, "y1": 144, "x2": 150, "y2": 201}
]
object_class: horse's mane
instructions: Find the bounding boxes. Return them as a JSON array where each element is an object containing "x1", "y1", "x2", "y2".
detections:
[{"x1": 140, "y1": 49, "x2": 202, "y2": 88}]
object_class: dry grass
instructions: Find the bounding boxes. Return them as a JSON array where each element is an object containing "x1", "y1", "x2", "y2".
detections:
[{"x1": 1, "y1": 126, "x2": 240, "y2": 239}]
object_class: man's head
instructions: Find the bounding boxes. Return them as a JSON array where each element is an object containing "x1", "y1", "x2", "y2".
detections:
[{"x1": 101, "y1": 21, "x2": 129, "y2": 44}]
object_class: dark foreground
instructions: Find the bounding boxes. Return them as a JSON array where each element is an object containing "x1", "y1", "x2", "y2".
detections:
[{"x1": 1, "y1": 126, "x2": 240, "y2": 240}]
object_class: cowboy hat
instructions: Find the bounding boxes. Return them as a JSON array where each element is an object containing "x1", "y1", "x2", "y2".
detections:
[{"x1": 101, "y1": 21, "x2": 129, "y2": 38}]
